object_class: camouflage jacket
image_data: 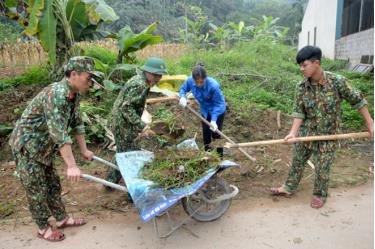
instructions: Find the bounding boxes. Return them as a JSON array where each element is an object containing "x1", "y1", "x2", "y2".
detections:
[
  {"x1": 9, "y1": 79, "x2": 85, "y2": 166},
  {"x1": 111, "y1": 70, "x2": 149, "y2": 134},
  {"x1": 292, "y1": 71, "x2": 367, "y2": 151}
]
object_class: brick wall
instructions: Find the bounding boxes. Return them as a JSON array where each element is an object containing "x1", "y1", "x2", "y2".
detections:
[{"x1": 335, "y1": 28, "x2": 374, "y2": 68}]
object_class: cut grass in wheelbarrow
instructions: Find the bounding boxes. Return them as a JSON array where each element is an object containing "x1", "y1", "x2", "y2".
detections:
[{"x1": 140, "y1": 149, "x2": 221, "y2": 189}]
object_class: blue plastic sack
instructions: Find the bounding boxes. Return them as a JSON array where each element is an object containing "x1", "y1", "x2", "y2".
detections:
[{"x1": 116, "y1": 148, "x2": 238, "y2": 222}]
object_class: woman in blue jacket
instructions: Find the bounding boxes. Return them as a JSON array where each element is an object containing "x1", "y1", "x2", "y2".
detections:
[{"x1": 179, "y1": 64, "x2": 226, "y2": 158}]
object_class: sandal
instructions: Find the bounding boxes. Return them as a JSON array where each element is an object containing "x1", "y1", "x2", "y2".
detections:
[
  {"x1": 57, "y1": 216, "x2": 87, "y2": 229},
  {"x1": 37, "y1": 225, "x2": 65, "y2": 242},
  {"x1": 311, "y1": 196, "x2": 325, "y2": 209},
  {"x1": 270, "y1": 187, "x2": 292, "y2": 197}
]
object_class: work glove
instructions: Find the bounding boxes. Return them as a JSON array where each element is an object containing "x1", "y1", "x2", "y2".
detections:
[
  {"x1": 210, "y1": 121, "x2": 218, "y2": 132},
  {"x1": 179, "y1": 97, "x2": 187, "y2": 108}
]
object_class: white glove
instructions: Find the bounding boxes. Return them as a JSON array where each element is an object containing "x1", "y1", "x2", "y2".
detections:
[
  {"x1": 210, "y1": 121, "x2": 218, "y2": 132},
  {"x1": 179, "y1": 97, "x2": 187, "y2": 108}
]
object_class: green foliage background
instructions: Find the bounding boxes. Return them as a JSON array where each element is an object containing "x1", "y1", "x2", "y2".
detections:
[{"x1": 2, "y1": 40, "x2": 372, "y2": 134}]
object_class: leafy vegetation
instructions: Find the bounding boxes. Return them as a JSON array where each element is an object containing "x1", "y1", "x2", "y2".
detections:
[
  {"x1": 0, "y1": 65, "x2": 49, "y2": 90},
  {"x1": 104, "y1": 0, "x2": 306, "y2": 45},
  {"x1": 3, "y1": 39, "x2": 370, "y2": 135},
  {"x1": 0, "y1": 17, "x2": 23, "y2": 43},
  {"x1": 141, "y1": 150, "x2": 220, "y2": 189},
  {"x1": 165, "y1": 40, "x2": 373, "y2": 131},
  {"x1": 0, "y1": 0, "x2": 371, "y2": 141},
  {"x1": 2, "y1": 0, "x2": 119, "y2": 81},
  {"x1": 115, "y1": 21, "x2": 163, "y2": 63}
]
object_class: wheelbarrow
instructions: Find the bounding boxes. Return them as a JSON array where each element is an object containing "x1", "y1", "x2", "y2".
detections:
[{"x1": 81, "y1": 154, "x2": 239, "y2": 238}]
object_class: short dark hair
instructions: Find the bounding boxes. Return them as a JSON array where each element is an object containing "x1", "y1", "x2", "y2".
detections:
[
  {"x1": 296, "y1": 46, "x2": 322, "y2": 64},
  {"x1": 65, "y1": 70, "x2": 81, "y2": 78},
  {"x1": 65, "y1": 70, "x2": 73, "y2": 78},
  {"x1": 192, "y1": 63, "x2": 207, "y2": 80}
]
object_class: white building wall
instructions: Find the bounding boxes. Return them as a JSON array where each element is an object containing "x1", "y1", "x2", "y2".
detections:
[
  {"x1": 298, "y1": 0, "x2": 338, "y2": 59},
  {"x1": 335, "y1": 28, "x2": 374, "y2": 66}
]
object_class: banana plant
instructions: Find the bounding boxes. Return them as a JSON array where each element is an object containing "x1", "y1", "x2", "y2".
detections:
[
  {"x1": 80, "y1": 21, "x2": 163, "y2": 91},
  {"x1": 253, "y1": 16, "x2": 289, "y2": 43},
  {"x1": 115, "y1": 22, "x2": 163, "y2": 63},
  {"x1": 93, "y1": 58, "x2": 137, "y2": 91},
  {"x1": 228, "y1": 21, "x2": 245, "y2": 42},
  {"x1": 4, "y1": 0, "x2": 118, "y2": 66},
  {"x1": 209, "y1": 23, "x2": 231, "y2": 49}
]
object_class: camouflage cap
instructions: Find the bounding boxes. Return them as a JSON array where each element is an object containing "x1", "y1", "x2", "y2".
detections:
[
  {"x1": 65, "y1": 56, "x2": 104, "y2": 88},
  {"x1": 140, "y1": 57, "x2": 168, "y2": 75}
]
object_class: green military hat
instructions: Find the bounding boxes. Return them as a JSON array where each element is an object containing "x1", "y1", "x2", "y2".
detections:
[
  {"x1": 65, "y1": 56, "x2": 104, "y2": 88},
  {"x1": 140, "y1": 57, "x2": 168, "y2": 75}
]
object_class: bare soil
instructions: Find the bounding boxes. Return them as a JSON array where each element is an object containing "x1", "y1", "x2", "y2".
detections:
[
  {"x1": 0, "y1": 67, "x2": 27, "y2": 79},
  {"x1": 0, "y1": 182, "x2": 373, "y2": 249}
]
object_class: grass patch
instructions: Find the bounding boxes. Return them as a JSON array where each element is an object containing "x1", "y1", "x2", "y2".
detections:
[
  {"x1": 0, "y1": 65, "x2": 49, "y2": 91},
  {"x1": 0, "y1": 202, "x2": 15, "y2": 218},
  {"x1": 166, "y1": 41, "x2": 373, "y2": 131},
  {"x1": 82, "y1": 45, "x2": 117, "y2": 65}
]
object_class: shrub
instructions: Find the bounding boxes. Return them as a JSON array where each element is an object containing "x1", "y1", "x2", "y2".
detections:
[
  {"x1": 321, "y1": 58, "x2": 348, "y2": 71},
  {"x1": 0, "y1": 65, "x2": 49, "y2": 90},
  {"x1": 83, "y1": 46, "x2": 117, "y2": 65}
]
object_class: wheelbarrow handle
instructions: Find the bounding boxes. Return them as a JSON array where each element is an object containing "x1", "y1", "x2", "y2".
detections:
[
  {"x1": 92, "y1": 156, "x2": 119, "y2": 170},
  {"x1": 81, "y1": 174, "x2": 128, "y2": 192}
]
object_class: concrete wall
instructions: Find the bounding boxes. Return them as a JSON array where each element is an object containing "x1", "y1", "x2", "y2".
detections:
[
  {"x1": 298, "y1": 0, "x2": 338, "y2": 59},
  {"x1": 335, "y1": 28, "x2": 374, "y2": 66}
]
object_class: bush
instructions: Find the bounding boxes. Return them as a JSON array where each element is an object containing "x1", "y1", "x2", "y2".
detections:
[
  {"x1": 0, "y1": 19, "x2": 22, "y2": 43},
  {"x1": 321, "y1": 58, "x2": 348, "y2": 71},
  {"x1": 83, "y1": 46, "x2": 117, "y2": 65},
  {"x1": 0, "y1": 65, "x2": 50, "y2": 90}
]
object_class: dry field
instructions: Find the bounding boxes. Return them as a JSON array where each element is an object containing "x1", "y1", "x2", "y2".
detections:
[{"x1": 0, "y1": 39, "x2": 189, "y2": 73}]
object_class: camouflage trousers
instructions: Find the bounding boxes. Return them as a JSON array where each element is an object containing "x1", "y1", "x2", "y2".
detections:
[
  {"x1": 14, "y1": 152, "x2": 67, "y2": 229},
  {"x1": 282, "y1": 142, "x2": 336, "y2": 200},
  {"x1": 106, "y1": 124, "x2": 139, "y2": 184}
]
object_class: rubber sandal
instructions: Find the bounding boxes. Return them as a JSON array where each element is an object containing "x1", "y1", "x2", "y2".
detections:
[
  {"x1": 270, "y1": 187, "x2": 292, "y2": 197},
  {"x1": 311, "y1": 196, "x2": 325, "y2": 209},
  {"x1": 37, "y1": 225, "x2": 65, "y2": 242},
  {"x1": 57, "y1": 216, "x2": 86, "y2": 229}
]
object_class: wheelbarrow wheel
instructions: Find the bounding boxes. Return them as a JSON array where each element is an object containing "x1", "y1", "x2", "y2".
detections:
[{"x1": 181, "y1": 175, "x2": 232, "y2": 222}]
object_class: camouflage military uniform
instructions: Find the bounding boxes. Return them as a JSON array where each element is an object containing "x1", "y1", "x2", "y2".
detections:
[
  {"x1": 9, "y1": 79, "x2": 84, "y2": 229},
  {"x1": 106, "y1": 70, "x2": 149, "y2": 183},
  {"x1": 282, "y1": 71, "x2": 367, "y2": 199}
]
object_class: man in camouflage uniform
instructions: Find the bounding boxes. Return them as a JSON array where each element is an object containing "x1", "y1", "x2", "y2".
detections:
[
  {"x1": 106, "y1": 57, "x2": 167, "y2": 185},
  {"x1": 9, "y1": 56, "x2": 102, "y2": 241},
  {"x1": 270, "y1": 46, "x2": 373, "y2": 208}
]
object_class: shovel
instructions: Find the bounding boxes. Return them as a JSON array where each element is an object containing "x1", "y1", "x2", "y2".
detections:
[{"x1": 185, "y1": 105, "x2": 256, "y2": 162}]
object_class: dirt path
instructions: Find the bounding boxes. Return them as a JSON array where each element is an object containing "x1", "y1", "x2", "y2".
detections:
[{"x1": 0, "y1": 183, "x2": 373, "y2": 249}]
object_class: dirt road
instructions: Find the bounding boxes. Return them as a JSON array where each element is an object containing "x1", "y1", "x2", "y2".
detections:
[{"x1": 0, "y1": 183, "x2": 373, "y2": 249}]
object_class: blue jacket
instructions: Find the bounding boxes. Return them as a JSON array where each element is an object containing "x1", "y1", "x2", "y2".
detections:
[{"x1": 179, "y1": 76, "x2": 226, "y2": 122}]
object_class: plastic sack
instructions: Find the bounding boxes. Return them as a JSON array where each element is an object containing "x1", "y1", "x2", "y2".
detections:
[{"x1": 176, "y1": 137, "x2": 199, "y2": 150}]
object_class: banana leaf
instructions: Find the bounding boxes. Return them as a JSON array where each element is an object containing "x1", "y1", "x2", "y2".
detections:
[
  {"x1": 23, "y1": 0, "x2": 44, "y2": 36},
  {"x1": 118, "y1": 22, "x2": 163, "y2": 56},
  {"x1": 38, "y1": 0, "x2": 57, "y2": 64}
]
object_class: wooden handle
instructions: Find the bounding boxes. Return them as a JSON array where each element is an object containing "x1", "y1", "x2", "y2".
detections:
[
  {"x1": 146, "y1": 96, "x2": 178, "y2": 104},
  {"x1": 225, "y1": 132, "x2": 371, "y2": 148}
]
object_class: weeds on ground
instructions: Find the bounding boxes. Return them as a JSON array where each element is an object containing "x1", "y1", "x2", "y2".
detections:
[
  {"x1": 166, "y1": 40, "x2": 373, "y2": 131},
  {"x1": 0, "y1": 65, "x2": 49, "y2": 91}
]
